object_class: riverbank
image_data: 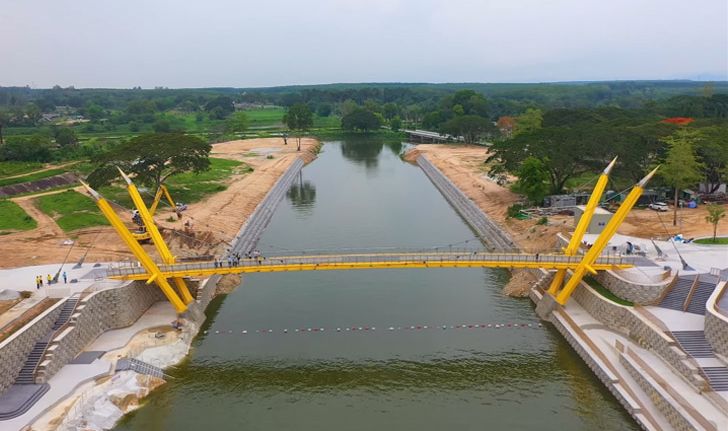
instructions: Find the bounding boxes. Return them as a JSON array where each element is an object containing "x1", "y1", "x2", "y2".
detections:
[
  {"x1": 0, "y1": 137, "x2": 320, "y2": 269},
  {"x1": 13, "y1": 138, "x2": 320, "y2": 430}
]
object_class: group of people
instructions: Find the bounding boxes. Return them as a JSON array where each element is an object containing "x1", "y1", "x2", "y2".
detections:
[
  {"x1": 212, "y1": 249, "x2": 265, "y2": 268},
  {"x1": 34, "y1": 271, "x2": 68, "y2": 289}
]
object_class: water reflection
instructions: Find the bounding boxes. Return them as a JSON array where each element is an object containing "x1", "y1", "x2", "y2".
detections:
[
  {"x1": 340, "y1": 137, "x2": 384, "y2": 168},
  {"x1": 286, "y1": 171, "x2": 316, "y2": 213}
]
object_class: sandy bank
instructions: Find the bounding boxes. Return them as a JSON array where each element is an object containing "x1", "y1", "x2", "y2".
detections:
[{"x1": 0, "y1": 137, "x2": 320, "y2": 269}]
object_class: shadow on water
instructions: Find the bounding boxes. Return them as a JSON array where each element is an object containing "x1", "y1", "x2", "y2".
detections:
[{"x1": 286, "y1": 171, "x2": 316, "y2": 214}]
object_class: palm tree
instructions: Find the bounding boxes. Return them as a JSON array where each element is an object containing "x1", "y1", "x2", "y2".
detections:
[{"x1": 705, "y1": 203, "x2": 726, "y2": 242}]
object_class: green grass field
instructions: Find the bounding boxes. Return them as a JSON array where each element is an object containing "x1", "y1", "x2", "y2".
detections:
[
  {"x1": 98, "y1": 157, "x2": 251, "y2": 212},
  {"x1": 0, "y1": 200, "x2": 38, "y2": 233},
  {"x1": 0, "y1": 168, "x2": 69, "y2": 187},
  {"x1": 36, "y1": 190, "x2": 109, "y2": 232},
  {"x1": 584, "y1": 276, "x2": 633, "y2": 306},
  {"x1": 694, "y1": 237, "x2": 728, "y2": 245},
  {"x1": 0, "y1": 161, "x2": 44, "y2": 178}
]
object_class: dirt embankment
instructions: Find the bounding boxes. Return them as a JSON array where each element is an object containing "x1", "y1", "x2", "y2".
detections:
[
  {"x1": 0, "y1": 137, "x2": 320, "y2": 269},
  {"x1": 405, "y1": 144, "x2": 726, "y2": 297}
]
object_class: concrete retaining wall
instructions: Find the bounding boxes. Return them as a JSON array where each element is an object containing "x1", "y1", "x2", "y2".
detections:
[
  {"x1": 572, "y1": 283, "x2": 708, "y2": 390},
  {"x1": 416, "y1": 155, "x2": 515, "y2": 251},
  {"x1": 231, "y1": 158, "x2": 304, "y2": 255},
  {"x1": 705, "y1": 281, "x2": 728, "y2": 361},
  {"x1": 39, "y1": 282, "x2": 165, "y2": 382},
  {"x1": 596, "y1": 270, "x2": 673, "y2": 305},
  {"x1": 619, "y1": 352, "x2": 703, "y2": 431},
  {"x1": 0, "y1": 301, "x2": 64, "y2": 393}
]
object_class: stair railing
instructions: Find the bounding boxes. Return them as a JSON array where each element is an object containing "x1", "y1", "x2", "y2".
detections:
[{"x1": 29, "y1": 293, "x2": 83, "y2": 382}]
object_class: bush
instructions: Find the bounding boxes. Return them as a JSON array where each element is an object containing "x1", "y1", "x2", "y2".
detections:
[
  {"x1": 506, "y1": 203, "x2": 524, "y2": 218},
  {"x1": 537, "y1": 216, "x2": 548, "y2": 225}
]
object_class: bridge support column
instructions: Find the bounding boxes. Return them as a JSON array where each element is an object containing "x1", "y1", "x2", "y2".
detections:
[{"x1": 535, "y1": 293, "x2": 560, "y2": 320}]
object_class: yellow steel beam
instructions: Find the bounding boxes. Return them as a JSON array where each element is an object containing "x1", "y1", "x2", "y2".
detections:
[
  {"x1": 547, "y1": 157, "x2": 616, "y2": 295},
  {"x1": 109, "y1": 258, "x2": 633, "y2": 281},
  {"x1": 80, "y1": 181, "x2": 188, "y2": 313},
  {"x1": 149, "y1": 184, "x2": 177, "y2": 216},
  {"x1": 555, "y1": 167, "x2": 659, "y2": 305},
  {"x1": 118, "y1": 169, "x2": 194, "y2": 304}
]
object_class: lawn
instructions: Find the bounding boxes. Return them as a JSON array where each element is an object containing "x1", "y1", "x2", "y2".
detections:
[
  {"x1": 0, "y1": 168, "x2": 69, "y2": 187},
  {"x1": 694, "y1": 237, "x2": 728, "y2": 245},
  {"x1": 98, "y1": 157, "x2": 251, "y2": 211},
  {"x1": 0, "y1": 161, "x2": 44, "y2": 178},
  {"x1": 0, "y1": 200, "x2": 37, "y2": 233},
  {"x1": 584, "y1": 276, "x2": 633, "y2": 306},
  {"x1": 165, "y1": 158, "x2": 251, "y2": 204},
  {"x1": 245, "y1": 107, "x2": 286, "y2": 129},
  {"x1": 36, "y1": 190, "x2": 109, "y2": 232}
]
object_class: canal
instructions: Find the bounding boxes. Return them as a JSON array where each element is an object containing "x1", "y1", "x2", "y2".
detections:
[{"x1": 116, "y1": 138, "x2": 637, "y2": 430}]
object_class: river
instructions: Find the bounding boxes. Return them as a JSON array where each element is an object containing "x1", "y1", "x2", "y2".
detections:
[{"x1": 115, "y1": 137, "x2": 637, "y2": 430}]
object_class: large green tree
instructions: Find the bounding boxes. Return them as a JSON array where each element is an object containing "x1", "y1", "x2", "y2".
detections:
[
  {"x1": 54, "y1": 127, "x2": 78, "y2": 147},
  {"x1": 441, "y1": 115, "x2": 491, "y2": 144},
  {"x1": 488, "y1": 126, "x2": 602, "y2": 194},
  {"x1": 0, "y1": 135, "x2": 53, "y2": 162},
  {"x1": 87, "y1": 132, "x2": 211, "y2": 190},
  {"x1": 283, "y1": 103, "x2": 313, "y2": 151},
  {"x1": 516, "y1": 156, "x2": 550, "y2": 205},
  {"x1": 341, "y1": 107, "x2": 382, "y2": 133},
  {"x1": 660, "y1": 129, "x2": 704, "y2": 225}
]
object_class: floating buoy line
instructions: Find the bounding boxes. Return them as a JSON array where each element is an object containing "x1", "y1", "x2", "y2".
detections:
[{"x1": 202, "y1": 322, "x2": 544, "y2": 336}]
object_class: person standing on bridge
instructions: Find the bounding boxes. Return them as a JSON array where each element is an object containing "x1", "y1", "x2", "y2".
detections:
[{"x1": 62, "y1": 271, "x2": 67, "y2": 283}]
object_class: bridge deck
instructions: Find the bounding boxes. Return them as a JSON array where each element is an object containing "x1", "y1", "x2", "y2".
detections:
[{"x1": 106, "y1": 251, "x2": 635, "y2": 280}]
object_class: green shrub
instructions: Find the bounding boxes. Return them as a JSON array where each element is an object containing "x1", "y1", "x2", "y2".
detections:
[{"x1": 506, "y1": 203, "x2": 524, "y2": 218}]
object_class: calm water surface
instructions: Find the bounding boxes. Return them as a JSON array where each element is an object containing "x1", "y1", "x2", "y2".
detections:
[{"x1": 116, "y1": 138, "x2": 637, "y2": 430}]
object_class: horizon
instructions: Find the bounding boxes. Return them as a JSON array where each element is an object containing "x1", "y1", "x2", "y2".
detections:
[
  {"x1": 1, "y1": 0, "x2": 726, "y2": 88},
  {"x1": 4, "y1": 78, "x2": 728, "y2": 92}
]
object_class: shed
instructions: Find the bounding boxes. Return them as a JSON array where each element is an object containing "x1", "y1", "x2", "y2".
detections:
[{"x1": 574, "y1": 205, "x2": 613, "y2": 234}]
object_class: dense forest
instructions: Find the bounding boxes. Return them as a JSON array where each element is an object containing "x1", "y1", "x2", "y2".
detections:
[{"x1": 1, "y1": 81, "x2": 727, "y2": 203}]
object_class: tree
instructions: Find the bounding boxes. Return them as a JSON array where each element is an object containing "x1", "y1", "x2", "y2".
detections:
[
  {"x1": 487, "y1": 127, "x2": 602, "y2": 194},
  {"x1": 0, "y1": 109, "x2": 9, "y2": 146},
  {"x1": 705, "y1": 203, "x2": 726, "y2": 242},
  {"x1": 204, "y1": 96, "x2": 234, "y2": 119},
  {"x1": 152, "y1": 119, "x2": 172, "y2": 133},
  {"x1": 440, "y1": 115, "x2": 490, "y2": 144},
  {"x1": 225, "y1": 111, "x2": 249, "y2": 135},
  {"x1": 516, "y1": 157, "x2": 550, "y2": 205},
  {"x1": 341, "y1": 107, "x2": 382, "y2": 133},
  {"x1": 513, "y1": 108, "x2": 543, "y2": 136},
  {"x1": 54, "y1": 127, "x2": 78, "y2": 147},
  {"x1": 660, "y1": 129, "x2": 704, "y2": 226},
  {"x1": 0, "y1": 135, "x2": 53, "y2": 162},
  {"x1": 283, "y1": 103, "x2": 313, "y2": 151},
  {"x1": 87, "y1": 133, "x2": 211, "y2": 190},
  {"x1": 389, "y1": 116, "x2": 402, "y2": 132}
]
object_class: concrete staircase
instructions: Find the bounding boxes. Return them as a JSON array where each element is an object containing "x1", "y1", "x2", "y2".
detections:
[
  {"x1": 659, "y1": 276, "x2": 694, "y2": 310},
  {"x1": 13, "y1": 295, "x2": 80, "y2": 385},
  {"x1": 13, "y1": 341, "x2": 49, "y2": 385},
  {"x1": 672, "y1": 330, "x2": 728, "y2": 391},
  {"x1": 658, "y1": 275, "x2": 718, "y2": 315}
]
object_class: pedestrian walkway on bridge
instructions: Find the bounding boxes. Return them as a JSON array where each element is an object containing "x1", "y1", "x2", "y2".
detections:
[{"x1": 106, "y1": 250, "x2": 635, "y2": 280}]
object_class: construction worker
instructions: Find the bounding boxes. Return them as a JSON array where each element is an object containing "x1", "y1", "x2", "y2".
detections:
[
  {"x1": 47, "y1": 274, "x2": 52, "y2": 285},
  {"x1": 62, "y1": 271, "x2": 67, "y2": 284}
]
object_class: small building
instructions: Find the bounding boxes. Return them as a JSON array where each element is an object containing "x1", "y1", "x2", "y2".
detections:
[{"x1": 574, "y1": 205, "x2": 613, "y2": 234}]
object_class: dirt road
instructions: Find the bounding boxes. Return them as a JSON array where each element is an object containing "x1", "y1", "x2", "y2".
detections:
[{"x1": 0, "y1": 138, "x2": 319, "y2": 269}]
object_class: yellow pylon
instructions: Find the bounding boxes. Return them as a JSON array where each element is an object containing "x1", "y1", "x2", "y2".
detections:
[
  {"x1": 80, "y1": 181, "x2": 188, "y2": 313},
  {"x1": 117, "y1": 169, "x2": 194, "y2": 305},
  {"x1": 547, "y1": 157, "x2": 617, "y2": 296},
  {"x1": 149, "y1": 184, "x2": 176, "y2": 216},
  {"x1": 555, "y1": 167, "x2": 659, "y2": 305}
]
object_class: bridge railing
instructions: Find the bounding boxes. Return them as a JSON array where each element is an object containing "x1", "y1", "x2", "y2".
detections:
[{"x1": 105, "y1": 250, "x2": 634, "y2": 278}]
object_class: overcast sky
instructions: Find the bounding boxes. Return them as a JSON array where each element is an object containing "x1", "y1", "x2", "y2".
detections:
[{"x1": 1, "y1": 0, "x2": 726, "y2": 88}]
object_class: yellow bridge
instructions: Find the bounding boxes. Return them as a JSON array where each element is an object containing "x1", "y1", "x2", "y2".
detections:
[
  {"x1": 106, "y1": 251, "x2": 635, "y2": 280},
  {"x1": 82, "y1": 158, "x2": 658, "y2": 313}
]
